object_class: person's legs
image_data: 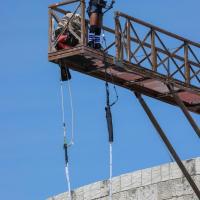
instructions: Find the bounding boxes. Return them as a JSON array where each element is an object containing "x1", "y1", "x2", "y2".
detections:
[
  {"x1": 94, "y1": 26, "x2": 101, "y2": 49},
  {"x1": 88, "y1": 25, "x2": 96, "y2": 48},
  {"x1": 88, "y1": 11, "x2": 103, "y2": 49}
]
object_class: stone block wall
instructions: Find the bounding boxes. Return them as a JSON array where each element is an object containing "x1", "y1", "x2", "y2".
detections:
[{"x1": 47, "y1": 157, "x2": 200, "y2": 200}]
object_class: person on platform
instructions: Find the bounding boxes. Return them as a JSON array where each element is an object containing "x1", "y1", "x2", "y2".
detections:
[
  {"x1": 87, "y1": 0, "x2": 107, "y2": 49},
  {"x1": 55, "y1": 13, "x2": 81, "y2": 50}
]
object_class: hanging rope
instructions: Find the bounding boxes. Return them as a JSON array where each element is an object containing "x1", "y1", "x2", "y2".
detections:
[
  {"x1": 60, "y1": 80, "x2": 72, "y2": 200},
  {"x1": 59, "y1": 62, "x2": 75, "y2": 200},
  {"x1": 105, "y1": 81, "x2": 114, "y2": 200},
  {"x1": 60, "y1": 70, "x2": 74, "y2": 147},
  {"x1": 102, "y1": 31, "x2": 119, "y2": 200},
  {"x1": 109, "y1": 143, "x2": 113, "y2": 200},
  {"x1": 102, "y1": 30, "x2": 119, "y2": 107}
]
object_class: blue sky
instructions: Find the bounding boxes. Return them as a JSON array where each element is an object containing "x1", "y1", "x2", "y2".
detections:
[{"x1": 0, "y1": 0, "x2": 200, "y2": 200}]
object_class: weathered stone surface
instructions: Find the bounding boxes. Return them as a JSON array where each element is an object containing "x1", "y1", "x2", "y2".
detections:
[{"x1": 47, "y1": 157, "x2": 200, "y2": 200}]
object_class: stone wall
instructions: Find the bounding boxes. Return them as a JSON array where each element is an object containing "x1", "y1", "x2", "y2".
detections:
[{"x1": 47, "y1": 157, "x2": 200, "y2": 200}]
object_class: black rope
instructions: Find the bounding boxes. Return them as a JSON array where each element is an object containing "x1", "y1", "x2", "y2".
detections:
[
  {"x1": 103, "y1": 40, "x2": 115, "y2": 143},
  {"x1": 102, "y1": 26, "x2": 119, "y2": 143},
  {"x1": 105, "y1": 81, "x2": 113, "y2": 143},
  {"x1": 102, "y1": 30, "x2": 119, "y2": 107},
  {"x1": 64, "y1": 138, "x2": 69, "y2": 164},
  {"x1": 103, "y1": 0, "x2": 115, "y2": 14}
]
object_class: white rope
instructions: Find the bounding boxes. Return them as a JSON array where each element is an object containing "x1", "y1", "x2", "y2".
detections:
[
  {"x1": 65, "y1": 164, "x2": 72, "y2": 200},
  {"x1": 60, "y1": 79, "x2": 74, "y2": 146},
  {"x1": 60, "y1": 81, "x2": 67, "y2": 138},
  {"x1": 109, "y1": 143, "x2": 113, "y2": 200},
  {"x1": 60, "y1": 79, "x2": 74, "y2": 200},
  {"x1": 66, "y1": 78, "x2": 74, "y2": 146}
]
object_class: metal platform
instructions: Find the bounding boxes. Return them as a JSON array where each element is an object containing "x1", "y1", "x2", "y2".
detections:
[{"x1": 49, "y1": 45, "x2": 200, "y2": 114}]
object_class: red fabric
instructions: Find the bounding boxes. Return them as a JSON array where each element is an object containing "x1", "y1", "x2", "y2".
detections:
[
  {"x1": 58, "y1": 35, "x2": 68, "y2": 43},
  {"x1": 57, "y1": 35, "x2": 71, "y2": 50}
]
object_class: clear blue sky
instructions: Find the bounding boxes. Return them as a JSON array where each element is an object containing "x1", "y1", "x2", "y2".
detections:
[{"x1": 0, "y1": 0, "x2": 200, "y2": 200}]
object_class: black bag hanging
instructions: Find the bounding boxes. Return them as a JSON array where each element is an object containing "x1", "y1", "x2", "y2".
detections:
[{"x1": 61, "y1": 66, "x2": 71, "y2": 81}]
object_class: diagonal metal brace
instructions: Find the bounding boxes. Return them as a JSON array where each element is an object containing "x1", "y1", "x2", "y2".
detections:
[
  {"x1": 134, "y1": 92, "x2": 200, "y2": 199},
  {"x1": 167, "y1": 84, "x2": 200, "y2": 138}
]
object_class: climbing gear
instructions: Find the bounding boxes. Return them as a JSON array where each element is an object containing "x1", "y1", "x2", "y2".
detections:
[
  {"x1": 59, "y1": 63, "x2": 75, "y2": 200},
  {"x1": 103, "y1": 31, "x2": 118, "y2": 199}
]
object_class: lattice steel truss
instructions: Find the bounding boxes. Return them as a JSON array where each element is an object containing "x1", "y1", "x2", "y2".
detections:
[{"x1": 115, "y1": 12, "x2": 200, "y2": 87}]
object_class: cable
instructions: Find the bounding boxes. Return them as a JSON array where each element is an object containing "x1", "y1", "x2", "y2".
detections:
[
  {"x1": 66, "y1": 77, "x2": 75, "y2": 146},
  {"x1": 60, "y1": 81, "x2": 72, "y2": 200},
  {"x1": 102, "y1": 30, "x2": 119, "y2": 107},
  {"x1": 102, "y1": 31, "x2": 116, "y2": 200},
  {"x1": 60, "y1": 72, "x2": 74, "y2": 147},
  {"x1": 65, "y1": 163, "x2": 72, "y2": 200},
  {"x1": 59, "y1": 64, "x2": 75, "y2": 200},
  {"x1": 60, "y1": 81, "x2": 67, "y2": 139},
  {"x1": 109, "y1": 143, "x2": 113, "y2": 200}
]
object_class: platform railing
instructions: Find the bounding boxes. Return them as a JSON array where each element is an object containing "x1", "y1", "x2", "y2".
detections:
[
  {"x1": 115, "y1": 11, "x2": 200, "y2": 87},
  {"x1": 48, "y1": 1, "x2": 200, "y2": 88},
  {"x1": 48, "y1": 0, "x2": 116, "y2": 54},
  {"x1": 48, "y1": 0, "x2": 86, "y2": 52}
]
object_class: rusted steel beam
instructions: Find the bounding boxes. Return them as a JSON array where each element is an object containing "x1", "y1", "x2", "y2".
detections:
[
  {"x1": 154, "y1": 32, "x2": 186, "y2": 77},
  {"x1": 103, "y1": 42, "x2": 115, "y2": 53},
  {"x1": 134, "y1": 92, "x2": 200, "y2": 199},
  {"x1": 49, "y1": 46, "x2": 200, "y2": 93},
  {"x1": 167, "y1": 84, "x2": 200, "y2": 138},
  {"x1": 48, "y1": 46, "x2": 200, "y2": 113},
  {"x1": 52, "y1": 7, "x2": 69, "y2": 14},
  {"x1": 151, "y1": 30, "x2": 157, "y2": 71},
  {"x1": 131, "y1": 30, "x2": 151, "y2": 60},
  {"x1": 49, "y1": 0, "x2": 80, "y2": 8},
  {"x1": 188, "y1": 45, "x2": 200, "y2": 64},
  {"x1": 126, "y1": 19, "x2": 131, "y2": 62},
  {"x1": 90, "y1": 18, "x2": 200, "y2": 69},
  {"x1": 156, "y1": 44, "x2": 185, "y2": 69},
  {"x1": 184, "y1": 43, "x2": 190, "y2": 85},
  {"x1": 80, "y1": 0, "x2": 86, "y2": 45},
  {"x1": 48, "y1": 10, "x2": 53, "y2": 53},
  {"x1": 115, "y1": 13, "x2": 121, "y2": 61},
  {"x1": 130, "y1": 23, "x2": 152, "y2": 66},
  {"x1": 116, "y1": 11, "x2": 200, "y2": 49},
  {"x1": 130, "y1": 36, "x2": 200, "y2": 69}
]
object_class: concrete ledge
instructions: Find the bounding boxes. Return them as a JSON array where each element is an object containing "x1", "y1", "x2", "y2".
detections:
[{"x1": 47, "y1": 157, "x2": 200, "y2": 200}]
